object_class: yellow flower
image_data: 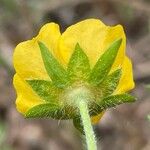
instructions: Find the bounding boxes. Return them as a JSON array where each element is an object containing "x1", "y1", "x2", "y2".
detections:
[{"x1": 13, "y1": 19, "x2": 135, "y2": 124}]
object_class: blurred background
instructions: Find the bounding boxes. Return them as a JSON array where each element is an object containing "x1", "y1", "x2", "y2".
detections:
[{"x1": 0, "y1": 0, "x2": 150, "y2": 150}]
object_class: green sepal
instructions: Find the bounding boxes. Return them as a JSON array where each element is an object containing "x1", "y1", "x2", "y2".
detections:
[
  {"x1": 26, "y1": 80, "x2": 61, "y2": 102},
  {"x1": 25, "y1": 103, "x2": 59, "y2": 119},
  {"x1": 38, "y1": 41, "x2": 70, "y2": 88},
  {"x1": 57, "y1": 105, "x2": 77, "y2": 119},
  {"x1": 100, "y1": 69, "x2": 122, "y2": 97},
  {"x1": 73, "y1": 117, "x2": 84, "y2": 135},
  {"x1": 90, "y1": 93, "x2": 136, "y2": 116},
  {"x1": 25, "y1": 103, "x2": 77, "y2": 119},
  {"x1": 100, "y1": 93, "x2": 136, "y2": 108},
  {"x1": 88, "y1": 39, "x2": 122, "y2": 85},
  {"x1": 67, "y1": 43, "x2": 90, "y2": 82}
]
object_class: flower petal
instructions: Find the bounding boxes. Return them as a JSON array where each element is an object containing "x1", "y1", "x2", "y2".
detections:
[
  {"x1": 115, "y1": 56, "x2": 135, "y2": 94},
  {"x1": 91, "y1": 111, "x2": 105, "y2": 124},
  {"x1": 14, "y1": 74, "x2": 44, "y2": 114},
  {"x1": 13, "y1": 23, "x2": 61, "y2": 80},
  {"x1": 58, "y1": 19, "x2": 126, "y2": 70}
]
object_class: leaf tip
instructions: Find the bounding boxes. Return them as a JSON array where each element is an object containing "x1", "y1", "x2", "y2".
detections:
[
  {"x1": 24, "y1": 112, "x2": 30, "y2": 118},
  {"x1": 37, "y1": 40, "x2": 42, "y2": 46},
  {"x1": 75, "y1": 42, "x2": 81, "y2": 50},
  {"x1": 114, "y1": 38, "x2": 122, "y2": 48},
  {"x1": 126, "y1": 94, "x2": 137, "y2": 102},
  {"x1": 38, "y1": 41, "x2": 46, "y2": 52}
]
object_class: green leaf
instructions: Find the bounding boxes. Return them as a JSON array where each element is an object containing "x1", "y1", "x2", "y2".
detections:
[
  {"x1": 26, "y1": 80, "x2": 61, "y2": 102},
  {"x1": 25, "y1": 103, "x2": 59, "y2": 118},
  {"x1": 67, "y1": 43, "x2": 90, "y2": 81},
  {"x1": 88, "y1": 39, "x2": 122, "y2": 85},
  {"x1": 73, "y1": 117, "x2": 84, "y2": 134},
  {"x1": 89, "y1": 103, "x2": 103, "y2": 117},
  {"x1": 100, "y1": 69, "x2": 122, "y2": 97},
  {"x1": 56, "y1": 104, "x2": 78, "y2": 119},
  {"x1": 99, "y1": 93, "x2": 136, "y2": 109},
  {"x1": 38, "y1": 41, "x2": 70, "y2": 88},
  {"x1": 25, "y1": 103, "x2": 76, "y2": 119},
  {"x1": 90, "y1": 93, "x2": 136, "y2": 116}
]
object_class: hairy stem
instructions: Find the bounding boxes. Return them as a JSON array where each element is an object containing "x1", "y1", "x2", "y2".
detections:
[{"x1": 78, "y1": 100, "x2": 97, "y2": 150}]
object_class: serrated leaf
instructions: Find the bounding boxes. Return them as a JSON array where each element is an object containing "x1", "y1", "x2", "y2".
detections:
[
  {"x1": 38, "y1": 42, "x2": 70, "y2": 88},
  {"x1": 67, "y1": 43, "x2": 90, "y2": 81},
  {"x1": 100, "y1": 69, "x2": 122, "y2": 97},
  {"x1": 73, "y1": 117, "x2": 84, "y2": 134},
  {"x1": 25, "y1": 103, "x2": 76, "y2": 119},
  {"x1": 26, "y1": 80, "x2": 61, "y2": 102},
  {"x1": 88, "y1": 39, "x2": 122, "y2": 85},
  {"x1": 99, "y1": 93, "x2": 136, "y2": 110}
]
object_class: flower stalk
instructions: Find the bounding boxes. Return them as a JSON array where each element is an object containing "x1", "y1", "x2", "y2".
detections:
[{"x1": 78, "y1": 100, "x2": 97, "y2": 150}]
